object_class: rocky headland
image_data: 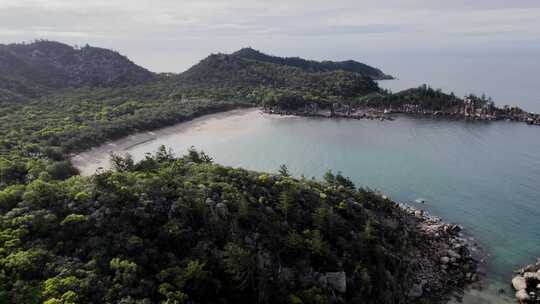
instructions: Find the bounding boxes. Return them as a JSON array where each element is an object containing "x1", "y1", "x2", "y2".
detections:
[
  {"x1": 399, "y1": 204, "x2": 481, "y2": 302},
  {"x1": 263, "y1": 98, "x2": 540, "y2": 126},
  {"x1": 261, "y1": 85, "x2": 540, "y2": 126}
]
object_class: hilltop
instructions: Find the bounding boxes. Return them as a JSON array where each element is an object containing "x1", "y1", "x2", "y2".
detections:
[
  {"x1": 232, "y1": 48, "x2": 393, "y2": 80},
  {"x1": 176, "y1": 51, "x2": 380, "y2": 99},
  {"x1": 0, "y1": 42, "x2": 390, "y2": 104},
  {"x1": 0, "y1": 40, "x2": 156, "y2": 98}
]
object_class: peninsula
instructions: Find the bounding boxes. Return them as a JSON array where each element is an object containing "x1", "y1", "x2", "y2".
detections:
[{"x1": 261, "y1": 85, "x2": 540, "y2": 126}]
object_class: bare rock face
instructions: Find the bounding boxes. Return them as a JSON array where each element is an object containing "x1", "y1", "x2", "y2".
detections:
[
  {"x1": 215, "y1": 202, "x2": 229, "y2": 218},
  {"x1": 326, "y1": 271, "x2": 347, "y2": 293},
  {"x1": 512, "y1": 260, "x2": 540, "y2": 303},
  {"x1": 513, "y1": 276, "x2": 528, "y2": 291},
  {"x1": 525, "y1": 272, "x2": 538, "y2": 282},
  {"x1": 440, "y1": 256, "x2": 450, "y2": 264},
  {"x1": 516, "y1": 289, "x2": 531, "y2": 301},
  {"x1": 399, "y1": 204, "x2": 480, "y2": 301}
]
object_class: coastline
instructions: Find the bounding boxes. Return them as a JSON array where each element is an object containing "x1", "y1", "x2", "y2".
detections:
[
  {"x1": 70, "y1": 108, "x2": 258, "y2": 176},
  {"x1": 511, "y1": 260, "x2": 540, "y2": 302},
  {"x1": 71, "y1": 102, "x2": 539, "y2": 176},
  {"x1": 69, "y1": 107, "x2": 496, "y2": 303},
  {"x1": 262, "y1": 105, "x2": 540, "y2": 126},
  {"x1": 395, "y1": 201, "x2": 482, "y2": 302},
  {"x1": 71, "y1": 108, "x2": 481, "y2": 303}
]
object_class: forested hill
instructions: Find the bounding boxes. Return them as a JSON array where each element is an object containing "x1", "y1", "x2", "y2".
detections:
[
  {"x1": 232, "y1": 48, "x2": 393, "y2": 80},
  {"x1": 0, "y1": 148, "x2": 428, "y2": 304},
  {"x1": 176, "y1": 52, "x2": 380, "y2": 98},
  {"x1": 0, "y1": 41, "x2": 386, "y2": 192},
  {"x1": 0, "y1": 40, "x2": 156, "y2": 98}
]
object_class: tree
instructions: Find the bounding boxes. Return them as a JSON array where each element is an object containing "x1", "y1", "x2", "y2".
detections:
[
  {"x1": 278, "y1": 164, "x2": 290, "y2": 177},
  {"x1": 46, "y1": 161, "x2": 78, "y2": 180},
  {"x1": 223, "y1": 243, "x2": 256, "y2": 290},
  {"x1": 110, "y1": 153, "x2": 135, "y2": 172}
]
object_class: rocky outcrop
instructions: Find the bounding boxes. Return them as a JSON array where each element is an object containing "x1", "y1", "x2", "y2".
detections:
[
  {"x1": 262, "y1": 104, "x2": 394, "y2": 122},
  {"x1": 511, "y1": 259, "x2": 540, "y2": 303},
  {"x1": 400, "y1": 204, "x2": 480, "y2": 302},
  {"x1": 514, "y1": 276, "x2": 529, "y2": 291}
]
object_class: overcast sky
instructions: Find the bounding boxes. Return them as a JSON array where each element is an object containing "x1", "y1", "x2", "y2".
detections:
[{"x1": 1, "y1": 0, "x2": 539, "y2": 72}]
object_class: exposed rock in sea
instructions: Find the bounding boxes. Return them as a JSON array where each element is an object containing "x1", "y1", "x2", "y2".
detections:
[
  {"x1": 517, "y1": 289, "x2": 532, "y2": 301},
  {"x1": 514, "y1": 276, "x2": 528, "y2": 290},
  {"x1": 511, "y1": 258, "x2": 540, "y2": 303}
]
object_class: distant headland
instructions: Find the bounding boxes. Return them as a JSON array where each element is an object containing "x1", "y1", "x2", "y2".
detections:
[{"x1": 260, "y1": 85, "x2": 540, "y2": 126}]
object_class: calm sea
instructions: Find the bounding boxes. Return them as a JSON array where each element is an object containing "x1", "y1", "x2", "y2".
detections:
[
  {"x1": 73, "y1": 108, "x2": 540, "y2": 303},
  {"x1": 371, "y1": 52, "x2": 540, "y2": 113}
]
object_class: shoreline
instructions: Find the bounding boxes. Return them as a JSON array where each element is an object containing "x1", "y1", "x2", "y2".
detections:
[
  {"x1": 71, "y1": 104, "x2": 539, "y2": 176},
  {"x1": 262, "y1": 106, "x2": 540, "y2": 126},
  {"x1": 70, "y1": 108, "x2": 259, "y2": 176},
  {"x1": 511, "y1": 259, "x2": 540, "y2": 302},
  {"x1": 395, "y1": 201, "x2": 483, "y2": 302},
  {"x1": 69, "y1": 107, "x2": 494, "y2": 303}
]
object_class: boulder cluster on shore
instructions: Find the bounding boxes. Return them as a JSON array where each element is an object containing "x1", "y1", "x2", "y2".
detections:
[
  {"x1": 263, "y1": 107, "x2": 394, "y2": 121},
  {"x1": 512, "y1": 259, "x2": 540, "y2": 303},
  {"x1": 399, "y1": 204, "x2": 481, "y2": 301},
  {"x1": 262, "y1": 98, "x2": 540, "y2": 126}
]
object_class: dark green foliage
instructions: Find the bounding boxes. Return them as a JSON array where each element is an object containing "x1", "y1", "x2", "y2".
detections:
[
  {"x1": 0, "y1": 82, "x2": 248, "y2": 187},
  {"x1": 0, "y1": 150, "x2": 421, "y2": 303},
  {"x1": 0, "y1": 42, "x2": 437, "y2": 303},
  {"x1": 232, "y1": 48, "x2": 393, "y2": 80},
  {"x1": 0, "y1": 40, "x2": 156, "y2": 98},
  {"x1": 361, "y1": 85, "x2": 464, "y2": 110},
  {"x1": 177, "y1": 53, "x2": 380, "y2": 100}
]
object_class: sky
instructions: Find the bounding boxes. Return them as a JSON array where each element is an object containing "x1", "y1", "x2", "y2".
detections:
[{"x1": 0, "y1": 0, "x2": 539, "y2": 72}]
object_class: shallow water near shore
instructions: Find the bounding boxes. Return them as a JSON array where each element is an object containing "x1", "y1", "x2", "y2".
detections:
[{"x1": 73, "y1": 108, "x2": 540, "y2": 303}]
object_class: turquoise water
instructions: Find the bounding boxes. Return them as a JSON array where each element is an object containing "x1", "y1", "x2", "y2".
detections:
[{"x1": 73, "y1": 109, "x2": 540, "y2": 303}]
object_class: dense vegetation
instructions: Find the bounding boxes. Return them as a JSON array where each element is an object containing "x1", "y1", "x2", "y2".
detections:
[
  {"x1": 177, "y1": 53, "x2": 380, "y2": 99},
  {"x1": 0, "y1": 148, "x2": 423, "y2": 304},
  {"x1": 1, "y1": 41, "x2": 485, "y2": 303},
  {"x1": 360, "y1": 85, "x2": 465, "y2": 110},
  {"x1": 0, "y1": 40, "x2": 156, "y2": 98},
  {"x1": 0, "y1": 42, "x2": 388, "y2": 190},
  {"x1": 232, "y1": 48, "x2": 392, "y2": 80},
  {"x1": 0, "y1": 83, "x2": 247, "y2": 188}
]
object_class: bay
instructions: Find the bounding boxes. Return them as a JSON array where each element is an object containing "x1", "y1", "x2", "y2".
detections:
[{"x1": 72, "y1": 108, "x2": 540, "y2": 303}]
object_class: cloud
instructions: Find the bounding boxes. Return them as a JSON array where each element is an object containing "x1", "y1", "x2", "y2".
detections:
[{"x1": 0, "y1": 0, "x2": 538, "y2": 72}]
